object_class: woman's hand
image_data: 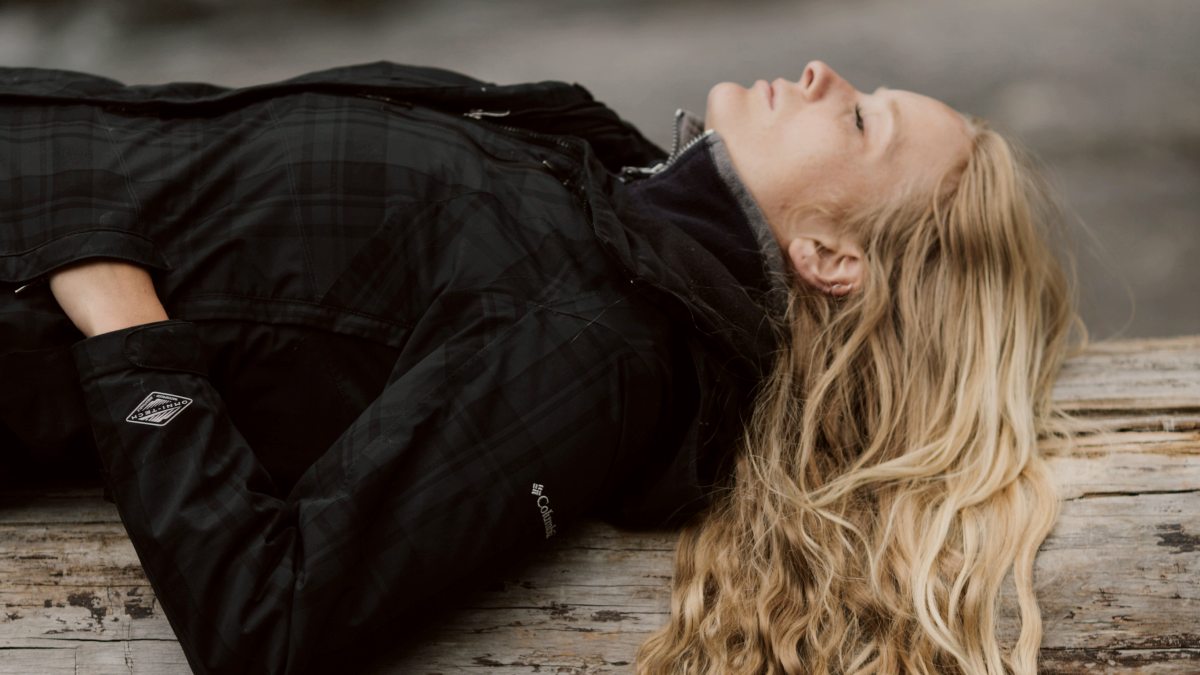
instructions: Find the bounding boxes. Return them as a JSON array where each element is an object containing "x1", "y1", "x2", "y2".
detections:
[{"x1": 48, "y1": 259, "x2": 169, "y2": 338}]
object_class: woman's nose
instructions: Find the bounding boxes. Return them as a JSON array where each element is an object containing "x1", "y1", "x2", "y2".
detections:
[{"x1": 801, "y1": 60, "x2": 844, "y2": 101}]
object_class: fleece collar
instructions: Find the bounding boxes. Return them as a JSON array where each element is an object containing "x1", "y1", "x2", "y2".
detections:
[{"x1": 618, "y1": 108, "x2": 790, "y2": 308}]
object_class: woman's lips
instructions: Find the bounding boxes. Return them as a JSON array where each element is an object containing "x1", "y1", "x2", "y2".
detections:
[{"x1": 760, "y1": 80, "x2": 774, "y2": 109}]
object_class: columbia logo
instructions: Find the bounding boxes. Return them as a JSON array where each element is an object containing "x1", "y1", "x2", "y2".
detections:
[
  {"x1": 126, "y1": 392, "x2": 193, "y2": 427},
  {"x1": 531, "y1": 483, "x2": 556, "y2": 539}
]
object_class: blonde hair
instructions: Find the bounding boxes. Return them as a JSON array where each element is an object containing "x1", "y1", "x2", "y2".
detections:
[{"x1": 636, "y1": 118, "x2": 1084, "y2": 674}]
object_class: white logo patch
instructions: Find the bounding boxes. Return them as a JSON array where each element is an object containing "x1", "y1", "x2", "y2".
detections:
[{"x1": 126, "y1": 391, "x2": 193, "y2": 427}]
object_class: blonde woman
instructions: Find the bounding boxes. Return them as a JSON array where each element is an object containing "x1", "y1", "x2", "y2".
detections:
[
  {"x1": 638, "y1": 62, "x2": 1079, "y2": 673},
  {"x1": 2, "y1": 59, "x2": 1077, "y2": 674}
]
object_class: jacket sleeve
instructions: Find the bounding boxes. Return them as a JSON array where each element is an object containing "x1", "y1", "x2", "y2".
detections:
[{"x1": 69, "y1": 313, "x2": 666, "y2": 675}]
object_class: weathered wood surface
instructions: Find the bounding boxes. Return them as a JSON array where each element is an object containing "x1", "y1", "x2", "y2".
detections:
[{"x1": 1, "y1": 336, "x2": 1197, "y2": 674}]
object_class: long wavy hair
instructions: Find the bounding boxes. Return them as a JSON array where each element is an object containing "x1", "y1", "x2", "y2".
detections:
[{"x1": 635, "y1": 118, "x2": 1084, "y2": 674}]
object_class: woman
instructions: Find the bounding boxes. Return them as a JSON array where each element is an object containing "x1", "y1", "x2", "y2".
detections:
[
  {"x1": 0, "y1": 59, "x2": 1078, "y2": 673},
  {"x1": 636, "y1": 71, "x2": 1081, "y2": 673}
]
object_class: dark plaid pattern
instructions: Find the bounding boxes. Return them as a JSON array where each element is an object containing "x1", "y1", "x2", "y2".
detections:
[{"x1": 0, "y1": 63, "x2": 777, "y2": 674}]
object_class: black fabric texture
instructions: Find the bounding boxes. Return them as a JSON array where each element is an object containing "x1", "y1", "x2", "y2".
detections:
[
  {"x1": 0, "y1": 61, "x2": 782, "y2": 675},
  {"x1": 624, "y1": 141, "x2": 771, "y2": 297}
]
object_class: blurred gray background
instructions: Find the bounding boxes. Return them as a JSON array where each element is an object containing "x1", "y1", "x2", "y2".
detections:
[{"x1": 2, "y1": 0, "x2": 1197, "y2": 338}]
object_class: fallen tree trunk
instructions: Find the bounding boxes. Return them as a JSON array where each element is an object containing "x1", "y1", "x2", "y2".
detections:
[{"x1": 1, "y1": 336, "x2": 1197, "y2": 673}]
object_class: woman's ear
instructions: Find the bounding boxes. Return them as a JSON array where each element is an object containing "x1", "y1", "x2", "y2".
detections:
[{"x1": 786, "y1": 235, "x2": 864, "y2": 297}]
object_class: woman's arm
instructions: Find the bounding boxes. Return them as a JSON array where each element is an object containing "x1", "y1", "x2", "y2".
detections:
[
  {"x1": 58, "y1": 287, "x2": 665, "y2": 675},
  {"x1": 48, "y1": 259, "x2": 169, "y2": 337}
]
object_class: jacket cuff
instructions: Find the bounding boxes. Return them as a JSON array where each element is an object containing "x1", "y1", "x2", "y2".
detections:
[{"x1": 70, "y1": 319, "x2": 210, "y2": 382}]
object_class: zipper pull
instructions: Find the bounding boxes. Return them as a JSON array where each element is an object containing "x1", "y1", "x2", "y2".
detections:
[
  {"x1": 13, "y1": 276, "x2": 48, "y2": 296},
  {"x1": 618, "y1": 162, "x2": 666, "y2": 181},
  {"x1": 669, "y1": 108, "x2": 688, "y2": 157},
  {"x1": 542, "y1": 159, "x2": 572, "y2": 186},
  {"x1": 463, "y1": 109, "x2": 511, "y2": 119}
]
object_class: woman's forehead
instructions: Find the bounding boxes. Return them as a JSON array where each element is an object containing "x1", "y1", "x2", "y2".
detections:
[{"x1": 888, "y1": 90, "x2": 973, "y2": 184}]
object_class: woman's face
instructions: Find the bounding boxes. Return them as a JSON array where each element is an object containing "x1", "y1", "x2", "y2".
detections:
[{"x1": 705, "y1": 61, "x2": 973, "y2": 246}]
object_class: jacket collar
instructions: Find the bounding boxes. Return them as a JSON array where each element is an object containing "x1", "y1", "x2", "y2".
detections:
[
  {"x1": 618, "y1": 109, "x2": 789, "y2": 298},
  {"x1": 585, "y1": 109, "x2": 789, "y2": 382}
]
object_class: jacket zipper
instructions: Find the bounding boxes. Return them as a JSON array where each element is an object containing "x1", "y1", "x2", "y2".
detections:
[
  {"x1": 463, "y1": 109, "x2": 511, "y2": 119},
  {"x1": 619, "y1": 109, "x2": 712, "y2": 182},
  {"x1": 667, "y1": 108, "x2": 689, "y2": 157},
  {"x1": 458, "y1": 110, "x2": 669, "y2": 301},
  {"x1": 462, "y1": 110, "x2": 594, "y2": 228}
]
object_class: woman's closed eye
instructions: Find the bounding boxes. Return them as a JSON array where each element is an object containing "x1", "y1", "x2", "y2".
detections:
[{"x1": 854, "y1": 104, "x2": 865, "y2": 132}]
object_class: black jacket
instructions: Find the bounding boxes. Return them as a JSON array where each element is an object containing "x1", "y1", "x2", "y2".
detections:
[{"x1": 0, "y1": 62, "x2": 781, "y2": 674}]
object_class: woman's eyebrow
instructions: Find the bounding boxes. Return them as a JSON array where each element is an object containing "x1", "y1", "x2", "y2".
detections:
[
  {"x1": 870, "y1": 87, "x2": 902, "y2": 156},
  {"x1": 885, "y1": 97, "x2": 902, "y2": 155}
]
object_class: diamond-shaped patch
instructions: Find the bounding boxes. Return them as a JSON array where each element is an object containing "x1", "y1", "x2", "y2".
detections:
[{"x1": 126, "y1": 391, "x2": 193, "y2": 427}]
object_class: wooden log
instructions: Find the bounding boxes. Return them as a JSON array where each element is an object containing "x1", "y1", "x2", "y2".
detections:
[{"x1": 1, "y1": 336, "x2": 1197, "y2": 673}]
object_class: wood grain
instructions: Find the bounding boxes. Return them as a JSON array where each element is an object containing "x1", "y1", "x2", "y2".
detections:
[{"x1": 2, "y1": 336, "x2": 1197, "y2": 673}]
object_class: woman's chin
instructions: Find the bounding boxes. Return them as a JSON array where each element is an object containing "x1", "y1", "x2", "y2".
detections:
[{"x1": 704, "y1": 81, "x2": 746, "y2": 132}]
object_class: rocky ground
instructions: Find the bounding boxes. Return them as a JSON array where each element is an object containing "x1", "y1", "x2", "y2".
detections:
[{"x1": 2, "y1": 0, "x2": 1196, "y2": 338}]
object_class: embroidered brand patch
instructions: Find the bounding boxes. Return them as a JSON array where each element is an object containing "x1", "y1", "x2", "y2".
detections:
[{"x1": 126, "y1": 392, "x2": 193, "y2": 427}]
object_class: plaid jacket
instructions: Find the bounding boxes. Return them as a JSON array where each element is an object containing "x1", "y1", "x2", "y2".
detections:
[{"x1": 0, "y1": 62, "x2": 778, "y2": 674}]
